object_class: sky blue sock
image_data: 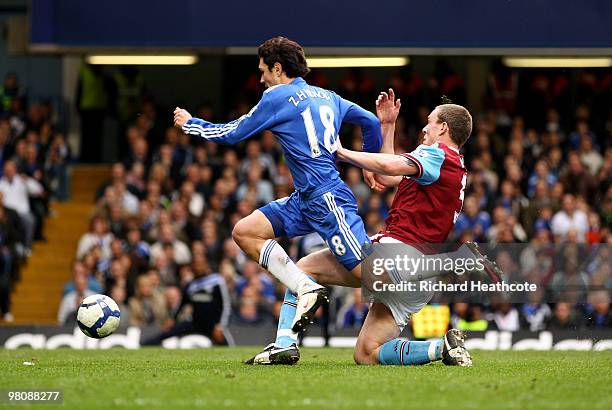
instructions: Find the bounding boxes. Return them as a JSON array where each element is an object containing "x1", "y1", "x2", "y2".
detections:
[
  {"x1": 275, "y1": 289, "x2": 298, "y2": 348},
  {"x1": 378, "y1": 338, "x2": 442, "y2": 365}
]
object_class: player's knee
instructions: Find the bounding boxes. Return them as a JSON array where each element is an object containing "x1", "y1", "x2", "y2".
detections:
[
  {"x1": 296, "y1": 258, "x2": 318, "y2": 280},
  {"x1": 231, "y1": 219, "x2": 251, "y2": 247},
  {"x1": 353, "y1": 340, "x2": 379, "y2": 365}
]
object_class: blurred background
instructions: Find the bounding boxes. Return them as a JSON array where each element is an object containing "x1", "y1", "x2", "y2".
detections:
[{"x1": 0, "y1": 0, "x2": 610, "y2": 346}]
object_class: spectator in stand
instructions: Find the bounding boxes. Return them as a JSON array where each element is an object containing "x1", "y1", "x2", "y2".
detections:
[
  {"x1": 238, "y1": 140, "x2": 276, "y2": 182},
  {"x1": 578, "y1": 135, "x2": 603, "y2": 176},
  {"x1": 236, "y1": 163, "x2": 274, "y2": 207},
  {"x1": 567, "y1": 121, "x2": 595, "y2": 151},
  {"x1": 345, "y1": 166, "x2": 370, "y2": 205},
  {"x1": 559, "y1": 151, "x2": 596, "y2": 202},
  {"x1": 76, "y1": 215, "x2": 113, "y2": 260},
  {"x1": 106, "y1": 204, "x2": 125, "y2": 238},
  {"x1": 585, "y1": 212, "x2": 603, "y2": 244},
  {"x1": 164, "y1": 286, "x2": 188, "y2": 322},
  {"x1": 260, "y1": 130, "x2": 282, "y2": 162},
  {"x1": 128, "y1": 274, "x2": 168, "y2": 327},
  {"x1": 200, "y1": 219, "x2": 222, "y2": 266},
  {"x1": 549, "y1": 245, "x2": 590, "y2": 303},
  {"x1": 527, "y1": 159, "x2": 557, "y2": 198},
  {"x1": 170, "y1": 199, "x2": 194, "y2": 244},
  {"x1": 0, "y1": 191, "x2": 23, "y2": 252},
  {"x1": 57, "y1": 274, "x2": 94, "y2": 325},
  {"x1": 124, "y1": 136, "x2": 150, "y2": 170},
  {"x1": 585, "y1": 291, "x2": 612, "y2": 329},
  {"x1": 110, "y1": 285, "x2": 130, "y2": 328},
  {"x1": 337, "y1": 288, "x2": 369, "y2": 329},
  {"x1": 525, "y1": 181, "x2": 552, "y2": 234},
  {"x1": 153, "y1": 249, "x2": 177, "y2": 286},
  {"x1": 0, "y1": 200, "x2": 22, "y2": 322},
  {"x1": 496, "y1": 179, "x2": 528, "y2": 221},
  {"x1": 108, "y1": 181, "x2": 139, "y2": 215},
  {"x1": 95, "y1": 163, "x2": 127, "y2": 200},
  {"x1": 451, "y1": 303, "x2": 489, "y2": 332},
  {"x1": 547, "y1": 303, "x2": 582, "y2": 330},
  {"x1": 124, "y1": 226, "x2": 150, "y2": 267},
  {"x1": 177, "y1": 180, "x2": 205, "y2": 219},
  {"x1": 486, "y1": 206, "x2": 527, "y2": 243},
  {"x1": 0, "y1": 160, "x2": 44, "y2": 252},
  {"x1": 236, "y1": 286, "x2": 265, "y2": 324},
  {"x1": 63, "y1": 260, "x2": 103, "y2": 296},
  {"x1": 520, "y1": 291, "x2": 551, "y2": 332},
  {"x1": 491, "y1": 302, "x2": 520, "y2": 331},
  {"x1": 454, "y1": 195, "x2": 491, "y2": 241},
  {"x1": 46, "y1": 133, "x2": 71, "y2": 201},
  {"x1": 551, "y1": 194, "x2": 588, "y2": 243},
  {"x1": 236, "y1": 260, "x2": 276, "y2": 306},
  {"x1": 126, "y1": 162, "x2": 146, "y2": 199},
  {"x1": 150, "y1": 223, "x2": 191, "y2": 266}
]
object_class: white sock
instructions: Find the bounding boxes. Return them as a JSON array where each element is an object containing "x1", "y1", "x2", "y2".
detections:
[{"x1": 259, "y1": 239, "x2": 318, "y2": 295}]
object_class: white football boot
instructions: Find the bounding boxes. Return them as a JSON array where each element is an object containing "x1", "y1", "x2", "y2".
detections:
[
  {"x1": 291, "y1": 284, "x2": 330, "y2": 333},
  {"x1": 244, "y1": 343, "x2": 300, "y2": 365}
]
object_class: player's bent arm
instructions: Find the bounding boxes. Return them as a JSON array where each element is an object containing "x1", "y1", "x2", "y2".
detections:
[
  {"x1": 337, "y1": 147, "x2": 418, "y2": 177},
  {"x1": 181, "y1": 95, "x2": 276, "y2": 145},
  {"x1": 375, "y1": 121, "x2": 403, "y2": 186}
]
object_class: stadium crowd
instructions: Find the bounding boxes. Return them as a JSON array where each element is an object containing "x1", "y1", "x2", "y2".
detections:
[
  {"x1": 0, "y1": 72, "x2": 71, "y2": 322},
  {"x1": 6, "y1": 61, "x2": 611, "y2": 338}
]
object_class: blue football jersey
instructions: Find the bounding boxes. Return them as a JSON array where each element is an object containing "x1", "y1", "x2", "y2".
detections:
[{"x1": 182, "y1": 77, "x2": 382, "y2": 194}]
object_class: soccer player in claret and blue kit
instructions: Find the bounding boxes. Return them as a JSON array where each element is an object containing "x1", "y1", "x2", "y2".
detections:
[{"x1": 278, "y1": 91, "x2": 502, "y2": 367}]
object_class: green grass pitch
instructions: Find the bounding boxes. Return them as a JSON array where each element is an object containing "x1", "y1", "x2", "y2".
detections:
[{"x1": 1, "y1": 348, "x2": 611, "y2": 409}]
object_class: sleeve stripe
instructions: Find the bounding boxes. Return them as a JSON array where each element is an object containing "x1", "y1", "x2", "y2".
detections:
[
  {"x1": 181, "y1": 101, "x2": 260, "y2": 138},
  {"x1": 401, "y1": 153, "x2": 423, "y2": 178},
  {"x1": 182, "y1": 121, "x2": 240, "y2": 139}
]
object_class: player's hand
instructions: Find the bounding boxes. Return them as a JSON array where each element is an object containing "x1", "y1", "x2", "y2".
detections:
[
  {"x1": 173, "y1": 107, "x2": 192, "y2": 127},
  {"x1": 376, "y1": 88, "x2": 401, "y2": 124},
  {"x1": 363, "y1": 170, "x2": 386, "y2": 192},
  {"x1": 374, "y1": 174, "x2": 392, "y2": 190}
]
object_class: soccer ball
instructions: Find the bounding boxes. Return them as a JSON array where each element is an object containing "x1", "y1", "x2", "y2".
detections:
[{"x1": 76, "y1": 294, "x2": 121, "y2": 338}]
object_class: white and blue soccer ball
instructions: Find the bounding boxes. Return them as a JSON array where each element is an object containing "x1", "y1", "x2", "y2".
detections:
[{"x1": 76, "y1": 294, "x2": 121, "y2": 338}]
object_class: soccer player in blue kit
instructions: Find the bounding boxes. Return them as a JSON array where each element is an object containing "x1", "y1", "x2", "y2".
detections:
[{"x1": 173, "y1": 37, "x2": 382, "y2": 362}]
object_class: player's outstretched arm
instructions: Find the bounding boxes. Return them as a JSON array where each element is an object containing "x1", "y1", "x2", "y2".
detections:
[
  {"x1": 173, "y1": 95, "x2": 276, "y2": 146},
  {"x1": 373, "y1": 89, "x2": 403, "y2": 187},
  {"x1": 336, "y1": 140, "x2": 418, "y2": 177}
]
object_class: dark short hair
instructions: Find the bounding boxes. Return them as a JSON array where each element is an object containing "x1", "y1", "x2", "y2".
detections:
[
  {"x1": 435, "y1": 103, "x2": 473, "y2": 147},
  {"x1": 258, "y1": 36, "x2": 310, "y2": 78}
]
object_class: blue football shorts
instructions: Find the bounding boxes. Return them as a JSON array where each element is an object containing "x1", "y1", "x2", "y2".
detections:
[{"x1": 259, "y1": 180, "x2": 369, "y2": 271}]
